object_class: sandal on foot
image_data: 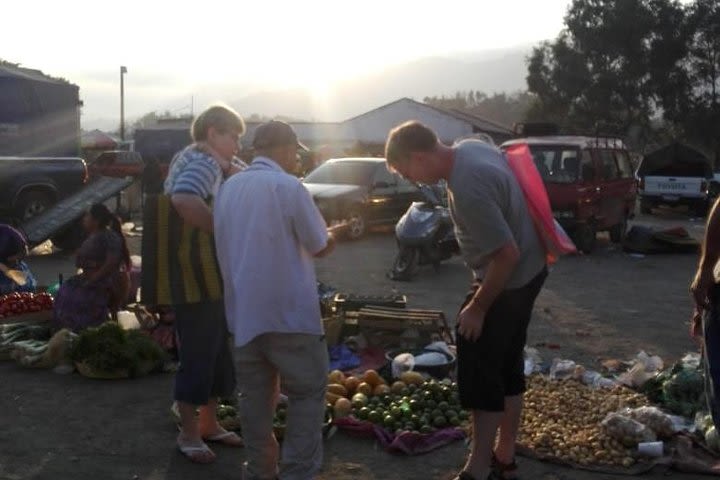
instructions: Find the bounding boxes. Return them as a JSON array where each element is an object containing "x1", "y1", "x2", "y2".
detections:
[
  {"x1": 203, "y1": 429, "x2": 244, "y2": 447},
  {"x1": 492, "y1": 453, "x2": 519, "y2": 479},
  {"x1": 177, "y1": 440, "x2": 216, "y2": 464}
]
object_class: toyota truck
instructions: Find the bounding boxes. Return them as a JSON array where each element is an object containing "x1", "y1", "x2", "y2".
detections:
[{"x1": 637, "y1": 142, "x2": 714, "y2": 217}]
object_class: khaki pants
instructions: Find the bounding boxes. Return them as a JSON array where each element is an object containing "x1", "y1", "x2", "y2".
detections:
[{"x1": 235, "y1": 333, "x2": 328, "y2": 480}]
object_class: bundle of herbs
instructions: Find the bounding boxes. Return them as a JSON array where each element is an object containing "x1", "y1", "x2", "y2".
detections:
[{"x1": 71, "y1": 322, "x2": 166, "y2": 378}]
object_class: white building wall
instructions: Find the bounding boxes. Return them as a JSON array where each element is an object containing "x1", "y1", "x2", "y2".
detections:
[{"x1": 342, "y1": 99, "x2": 474, "y2": 144}]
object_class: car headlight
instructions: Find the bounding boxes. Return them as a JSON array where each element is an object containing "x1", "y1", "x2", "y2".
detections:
[
  {"x1": 409, "y1": 209, "x2": 434, "y2": 223},
  {"x1": 553, "y1": 210, "x2": 575, "y2": 219}
]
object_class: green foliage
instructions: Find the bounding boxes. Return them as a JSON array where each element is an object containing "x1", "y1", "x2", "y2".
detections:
[
  {"x1": 71, "y1": 322, "x2": 166, "y2": 377},
  {"x1": 525, "y1": 0, "x2": 719, "y2": 162}
]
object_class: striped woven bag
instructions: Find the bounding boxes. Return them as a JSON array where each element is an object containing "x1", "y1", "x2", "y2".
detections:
[{"x1": 141, "y1": 195, "x2": 223, "y2": 306}]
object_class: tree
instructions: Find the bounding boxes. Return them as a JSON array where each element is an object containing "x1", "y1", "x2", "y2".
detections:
[
  {"x1": 526, "y1": 0, "x2": 689, "y2": 142},
  {"x1": 684, "y1": 0, "x2": 720, "y2": 164}
]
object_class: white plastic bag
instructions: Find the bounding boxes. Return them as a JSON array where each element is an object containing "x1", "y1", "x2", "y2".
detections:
[
  {"x1": 601, "y1": 412, "x2": 657, "y2": 447},
  {"x1": 391, "y1": 353, "x2": 415, "y2": 379},
  {"x1": 549, "y1": 358, "x2": 576, "y2": 380}
]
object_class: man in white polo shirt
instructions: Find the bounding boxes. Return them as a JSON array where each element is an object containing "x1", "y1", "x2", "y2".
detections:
[{"x1": 214, "y1": 121, "x2": 335, "y2": 480}]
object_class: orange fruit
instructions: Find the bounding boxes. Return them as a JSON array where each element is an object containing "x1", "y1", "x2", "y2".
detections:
[
  {"x1": 328, "y1": 369, "x2": 346, "y2": 385},
  {"x1": 391, "y1": 381, "x2": 407, "y2": 394},
  {"x1": 327, "y1": 383, "x2": 348, "y2": 397},
  {"x1": 362, "y1": 369, "x2": 383, "y2": 388},
  {"x1": 356, "y1": 382, "x2": 373, "y2": 396},
  {"x1": 373, "y1": 384, "x2": 391, "y2": 396},
  {"x1": 344, "y1": 376, "x2": 361, "y2": 395},
  {"x1": 333, "y1": 397, "x2": 352, "y2": 418}
]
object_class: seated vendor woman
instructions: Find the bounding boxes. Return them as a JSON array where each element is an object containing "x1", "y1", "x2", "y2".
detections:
[
  {"x1": 53, "y1": 204, "x2": 131, "y2": 331},
  {"x1": 0, "y1": 224, "x2": 37, "y2": 296}
]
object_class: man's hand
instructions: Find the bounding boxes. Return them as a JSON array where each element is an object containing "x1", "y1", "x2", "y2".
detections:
[
  {"x1": 457, "y1": 301, "x2": 486, "y2": 342},
  {"x1": 691, "y1": 267, "x2": 714, "y2": 310}
]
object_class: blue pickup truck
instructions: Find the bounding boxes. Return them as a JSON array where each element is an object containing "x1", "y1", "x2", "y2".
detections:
[{"x1": 0, "y1": 156, "x2": 88, "y2": 222}]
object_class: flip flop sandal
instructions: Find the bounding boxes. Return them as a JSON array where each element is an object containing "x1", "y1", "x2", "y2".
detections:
[
  {"x1": 492, "y1": 453, "x2": 519, "y2": 479},
  {"x1": 177, "y1": 441, "x2": 216, "y2": 464},
  {"x1": 204, "y1": 430, "x2": 244, "y2": 447}
]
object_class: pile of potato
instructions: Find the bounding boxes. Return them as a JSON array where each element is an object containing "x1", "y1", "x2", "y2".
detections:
[{"x1": 519, "y1": 376, "x2": 649, "y2": 468}]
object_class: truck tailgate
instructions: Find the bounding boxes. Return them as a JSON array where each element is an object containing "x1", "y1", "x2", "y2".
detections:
[
  {"x1": 20, "y1": 176, "x2": 133, "y2": 246},
  {"x1": 644, "y1": 176, "x2": 705, "y2": 199}
]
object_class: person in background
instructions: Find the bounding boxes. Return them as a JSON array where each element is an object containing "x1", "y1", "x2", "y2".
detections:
[
  {"x1": 214, "y1": 121, "x2": 335, "y2": 480},
  {"x1": 142, "y1": 157, "x2": 164, "y2": 202},
  {"x1": 52, "y1": 204, "x2": 131, "y2": 331},
  {"x1": 691, "y1": 198, "x2": 720, "y2": 429},
  {"x1": 164, "y1": 104, "x2": 247, "y2": 464},
  {"x1": 0, "y1": 224, "x2": 37, "y2": 296},
  {"x1": 384, "y1": 122, "x2": 547, "y2": 480}
]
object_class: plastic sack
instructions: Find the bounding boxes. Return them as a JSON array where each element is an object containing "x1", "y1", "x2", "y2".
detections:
[
  {"x1": 524, "y1": 347, "x2": 543, "y2": 376},
  {"x1": 391, "y1": 353, "x2": 415, "y2": 379},
  {"x1": 549, "y1": 358, "x2": 576, "y2": 380},
  {"x1": 601, "y1": 412, "x2": 657, "y2": 446},
  {"x1": 618, "y1": 352, "x2": 664, "y2": 388},
  {"x1": 622, "y1": 407, "x2": 675, "y2": 438},
  {"x1": 504, "y1": 143, "x2": 577, "y2": 263},
  {"x1": 581, "y1": 370, "x2": 618, "y2": 389}
]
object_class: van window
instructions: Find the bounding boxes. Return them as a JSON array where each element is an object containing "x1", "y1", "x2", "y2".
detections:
[
  {"x1": 599, "y1": 150, "x2": 620, "y2": 180},
  {"x1": 614, "y1": 151, "x2": 634, "y2": 178},
  {"x1": 580, "y1": 150, "x2": 596, "y2": 181},
  {"x1": 528, "y1": 146, "x2": 581, "y2": 184}
]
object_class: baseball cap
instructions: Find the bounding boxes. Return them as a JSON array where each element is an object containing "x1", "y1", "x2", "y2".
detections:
[{"x1": 252, "y1": 120, "x2": 308, "y2": 151}]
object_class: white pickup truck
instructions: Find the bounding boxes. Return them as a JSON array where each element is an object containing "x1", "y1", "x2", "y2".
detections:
[{"x1": 637, "y1": 143, "x2": 715, "y2": 217}]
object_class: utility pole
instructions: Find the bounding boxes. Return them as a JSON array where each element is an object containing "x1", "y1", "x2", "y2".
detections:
[{"x1": 120, "y1": 66, "x2": 127, "y2": 140}]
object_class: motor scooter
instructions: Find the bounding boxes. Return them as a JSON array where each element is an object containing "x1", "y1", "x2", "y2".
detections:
[{"x1": 389, "y1": 184, "x2": 459, "y2": 281}]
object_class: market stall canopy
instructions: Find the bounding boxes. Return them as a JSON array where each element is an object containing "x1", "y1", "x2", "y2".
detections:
[
  {"x1": 81, "y1": 129, "x2": 120, "y2": 150},
  {"x1": 637, "y1": 142, "x2": 712, "y2": 178}
]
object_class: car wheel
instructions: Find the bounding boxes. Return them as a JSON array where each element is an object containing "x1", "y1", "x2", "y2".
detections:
[
  {"x1": 609, "y1": 215, "x2": 628, "y2": 244},
  {"x1": 391, "y1": 247, "x2": 419, "y2": 281},
  {"x1": 640, "y1": 199, "x2": 653, "y2": 215},
  {"x1": 15, "y1": 190, "x2": 53, "y2": 221},
  {"x1": 573, "y1": 223, "x2": 597, "y2": 254},
  {"x1": 345, "y1": 210, "x2": 366, "y2": 240}
]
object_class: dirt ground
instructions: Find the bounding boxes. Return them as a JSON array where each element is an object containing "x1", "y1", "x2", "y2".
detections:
[{"x1": 0, "y1": 209, "x2": 713, "y2": 480}]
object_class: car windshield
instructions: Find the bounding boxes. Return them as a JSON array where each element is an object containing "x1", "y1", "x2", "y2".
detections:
[
  {"x1": 529, "y1": 146, "x2": 581, "y2": 184},
  {"x1": 303, "y1": 161, "x2": 377, "y2": 186}
]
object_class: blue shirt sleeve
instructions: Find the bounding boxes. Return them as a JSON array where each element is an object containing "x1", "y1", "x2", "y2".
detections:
[
  {"x1": 292, "y1": 182, "x2": 328, "y2": 255},
  {"x1": 170, "y1": 157, "x2": 219, "y2": 199}
]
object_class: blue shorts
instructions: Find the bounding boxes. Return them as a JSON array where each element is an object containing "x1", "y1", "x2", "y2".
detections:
[{"x1": 174, "y1": 300, "x2": 236, "y2": 405}]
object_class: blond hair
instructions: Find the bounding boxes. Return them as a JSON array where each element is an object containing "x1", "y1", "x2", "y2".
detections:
[{"x1": 191, "y1": 104, "x2": 245, "y2": 142}]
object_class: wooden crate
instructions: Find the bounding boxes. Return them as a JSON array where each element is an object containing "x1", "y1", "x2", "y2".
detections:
[{"x1": 354, "y1": 306, "x2": 453, "y2": 350}]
